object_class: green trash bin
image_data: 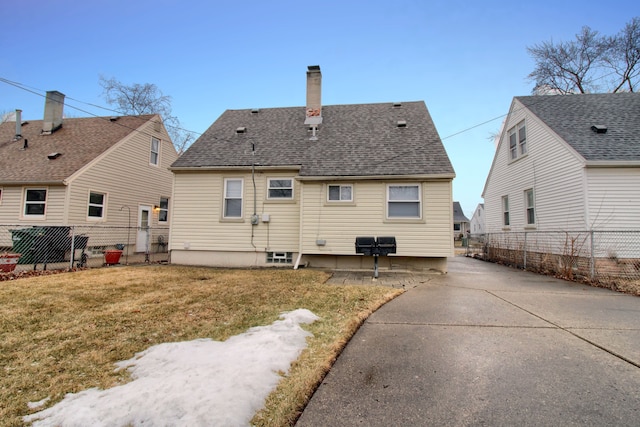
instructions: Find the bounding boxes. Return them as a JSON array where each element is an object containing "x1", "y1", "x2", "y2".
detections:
[{"x1": 10, "y1": 227, "x2": 44, "y2": 264}]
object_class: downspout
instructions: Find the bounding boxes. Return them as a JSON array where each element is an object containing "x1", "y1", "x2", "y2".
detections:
[{"x1": 294, "y1": 180, "x2": 304, "y2": 269}]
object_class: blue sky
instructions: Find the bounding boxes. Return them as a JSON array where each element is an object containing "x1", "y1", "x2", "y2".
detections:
[{"x1": 1, "y1": 0, "x2": 637, "y2": 217}]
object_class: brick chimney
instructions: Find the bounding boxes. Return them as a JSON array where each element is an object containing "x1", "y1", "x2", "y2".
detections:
[
  {"x1": 42, "y1": 91, "x2": 65, "y2": 134},
  {"x1": 306, "y1": 65, "x2": 322, "y2": 119}
]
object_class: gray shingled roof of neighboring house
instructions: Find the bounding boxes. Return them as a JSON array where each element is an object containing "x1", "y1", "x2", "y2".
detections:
[
  {"x1": 453, "y1": 201, "x2": 469, "y2": 222},
  {"x1": 516, "y1": 93, "x2": 640, "y2": 161},
  {"x1": 172, "y1": 101, "x2": 455, "y2": 177},
  {"x1": 0, "y1": 115, "x2": 155, "y2": 183}
]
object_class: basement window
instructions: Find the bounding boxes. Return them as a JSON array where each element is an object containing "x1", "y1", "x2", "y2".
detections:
[{"x1": 266, "y1": 252, "x2": 293, "y2": 264}]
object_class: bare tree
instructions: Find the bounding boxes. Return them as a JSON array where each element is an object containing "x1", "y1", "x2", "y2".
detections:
[
  {"x1": 527, "y1": 17, "x2": 639, "y2": 94},
  {"x1": 99, "y1": 76, "x2": 194, "y2": 153},
  {"x1": 603, "y1": 17, "x2": 640, "y2": 92}
]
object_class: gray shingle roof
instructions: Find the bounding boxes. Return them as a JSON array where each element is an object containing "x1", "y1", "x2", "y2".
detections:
[
  {"x1": 0, "y1": 115, "x2": 155, "y2": 183},
  {"x1": 453, "y1": 201, "x2": 469, "y2": 222},
  {"x1": 172, "y1": 101, "x2": 454, "y2": 177},
  {"x1": 516, "y1": 93, "x2": 640, "y2": 161}
]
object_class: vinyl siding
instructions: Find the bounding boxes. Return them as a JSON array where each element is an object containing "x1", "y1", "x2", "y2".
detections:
[
  {"x1": 484, "y1": 100, "x2": 587, "y2": 232},
  {"x1": 586, "y1": 167, "x2": 640, "y2": 230},
  {"x1": 0, "y1": 185, "x2": 66, "y2": 224},
  {"x1": 300, "y1": 179, "x2": 453, "y2": 257},
  {"x1": 169, "y1": 170, "x2": 300, "y2": 252},
  {"x1": 65, "y1": 120, "x2": 178, "y2": 226}
]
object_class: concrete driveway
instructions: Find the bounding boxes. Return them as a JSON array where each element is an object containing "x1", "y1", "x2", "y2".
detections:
[{"x1": 297, "y1": 256, "x2": 640, "y2": 426}]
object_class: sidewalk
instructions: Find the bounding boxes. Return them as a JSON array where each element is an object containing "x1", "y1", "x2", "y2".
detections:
[{"x1": 297, "y1": 256, "x2": 640, "y2": 426}]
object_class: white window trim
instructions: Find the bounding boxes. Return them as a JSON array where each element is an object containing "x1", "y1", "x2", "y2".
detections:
[
  {"x1": 386, "y1": 183, "x2": 422, "y2": 220},
  {"x1": 87, "y1": 191, "x2": 107, "y2": 221},
  {"x1": 150, "y1": 137, "x2": 160, "y2": 166},
  {"x1": 158, "y1": 197, "x2": 169, "y2": 223},
  {"x1": 327, "y1": 184, "x2": 354, "y2": 202},
  {"x1": 23, "y1": 187, "x2": 48, "y2": 219},
  {"x1": 266, "y1": 177, "x2": 294, "y2": 200},
  {"x1": 502, "y1": 195, "x2": 510, "y2": 227},
  {"x1": 525, "y1": 189, "x2": 535, "y2": 226},
  {"x1": 223, "y1": 178, "x2": 244, "y2": 219},
  {"x1": 508, "y1": 120, "x2": 527, "y2": 161}
]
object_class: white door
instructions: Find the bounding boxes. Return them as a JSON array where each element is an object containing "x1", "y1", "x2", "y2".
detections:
[{"x1": 136, "y1": 205, "x2": 151, "y2": 253}]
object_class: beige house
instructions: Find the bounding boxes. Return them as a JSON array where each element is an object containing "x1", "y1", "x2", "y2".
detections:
[
  {"x1": 169, "y1": 66, "x2": 455, "y2": 272},
  {"x1": 0, "y1": 91, "x2": 178, "y2": 253}
]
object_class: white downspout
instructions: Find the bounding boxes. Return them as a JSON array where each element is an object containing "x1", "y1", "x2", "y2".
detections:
[{"x1": 294, "y1": 180, "x2": 304, "y2": 269}]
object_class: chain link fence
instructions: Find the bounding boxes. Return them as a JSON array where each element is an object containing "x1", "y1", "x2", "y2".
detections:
[
  {"x1": 466, "y1": 231, "x2": 640, "y2": 294},
  {"x1": 0, "y1": 224, "x2": 169, "y2": 274}
]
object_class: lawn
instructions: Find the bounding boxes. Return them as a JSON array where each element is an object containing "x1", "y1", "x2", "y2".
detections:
[{"x1": 0, "y1": 266, "x2": 402, "y2": 427}]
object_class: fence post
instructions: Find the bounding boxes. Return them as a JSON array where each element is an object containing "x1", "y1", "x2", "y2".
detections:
[
  {"x1": 523, "y1": 232, "x2": 527, "y2": 270},
  {"x1": 590, "y1": 230, "x2": 595, "y2": 280},
  {"x1": 69, "y1": 225, "x2": 76, "y2": 270}
]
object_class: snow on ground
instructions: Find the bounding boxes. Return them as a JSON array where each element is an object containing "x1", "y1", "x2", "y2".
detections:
[{"x1": 24, "y1": 309, "x2": 320, "y2": 427}]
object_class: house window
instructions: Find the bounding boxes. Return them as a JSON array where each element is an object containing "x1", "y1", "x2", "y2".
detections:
[
  {"x1": 158, "y1": 197, "x2": 169, "y2": 222},
  {"x1": 328, "y1": 184, "x2": 353, "y2": 202},
  {"x1": 525, "y1": 189, "x2": 535, "y2": 225},
  {"x1": 453, "y1": 223, "x2": 461, "y2": 232},
  {"x1": 87, "y1": 192, "x2": 106, "y2": 219},
  {"x1": 24, "y1": 188, "x2": 47, "y2": 217},
  {"x1": 0, "y1": 188, "x2": 2, "y2": 204},
  {"x1": 387, "y1": 184, "x2": 421, "y2": 218},
  {"x1": 508, "y1": 121, "x2": 527, "y2": 160},
  {"x1": 267, "y1": 178, "x2": 293, "y2": 199},
  {"x1": 502, "y1": 196, "x2": 510, "y2": 226},
  {"x1": 150, "y1": 137, "x2": 160, "y2": 166},
  {"x1": 266, "y1": 251, "x2": 292, "y2": 264},
  {"x1": 224, "y1": 178, "x2": 243, "y2": 218}
]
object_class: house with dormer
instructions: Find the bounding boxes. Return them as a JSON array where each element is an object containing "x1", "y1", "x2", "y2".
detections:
[
  {"x1": 482, "y1": 93, "x2": 640, "y2": 234},
  {"x1": 0, "y1": 91, "x2": 178, "y2": 253},
  {"x1": 169, "y1": 66, "x2": 456, "y2": 272}
]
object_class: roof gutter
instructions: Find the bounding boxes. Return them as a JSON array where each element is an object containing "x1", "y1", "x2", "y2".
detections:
[
  {"x1": 297, "y1": 173, "x2": 456, "y2": 181},
  {"x1": 169, "y1": 165, "x2": 302, "y2": 172},
  {"x1": 585, "y1": 160, "x2": 640, "y2": 168}
]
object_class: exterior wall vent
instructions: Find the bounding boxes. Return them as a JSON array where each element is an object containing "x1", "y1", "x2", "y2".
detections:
[
  {"x1": 236, "y1": 127, "x2": 247, "y2": 134},
  {"x1": 396, "y1": 120, "x2": 407, "y2": 128},
  {"x1": 591, "y1": 125, "x2": 607, "y2": 134}
]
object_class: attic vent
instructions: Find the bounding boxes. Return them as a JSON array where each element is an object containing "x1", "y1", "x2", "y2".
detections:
[
  {"x1": 396, "y1": 120, "x2": 407, "y2": 128},
  {"x1": 109, "y1": 116, "x2": 118, "y2": 122},
  {"x1": 393, "y1": 102, "x2": 402, "y2": 108},
  {"x1": 236, "y1": 127, "x2": 247, "y2": 134},
  {"x1": 251, "y1": 109, "x2": 260, "y2": 114},
  {"x1": 47, "y1": 152, "x2": 62, "y2": 160},
  {"x1": 591, "y1": 125, "x2": 607, "y2": 134}
]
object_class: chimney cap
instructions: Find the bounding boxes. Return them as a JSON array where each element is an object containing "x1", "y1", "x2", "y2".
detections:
[{"x1": 307, "y1": 65, "x2": 321, "y2": 71}]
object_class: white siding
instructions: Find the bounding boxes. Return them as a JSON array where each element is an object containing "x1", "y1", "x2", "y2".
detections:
[
  {"x1": 586, "y1": 167, "x2": 640, "y2": 230},
  {"x1": 484, "y1": 100, "x2": 587, "y2": 232}
]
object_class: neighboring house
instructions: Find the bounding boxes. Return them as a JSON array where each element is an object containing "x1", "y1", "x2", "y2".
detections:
[
  {"x1": 169, "y1": 66, "x2": 455, "y2": 272},
  {"x1": 0, "y1": 91, "x2": 178, "y2": 253},
  {"x1": 452, "y1": 201, "x2": 469, "y2": 238},
  {"x1": 470, "y1": 203, "x2": 485, "y2": 235},
  {"x1": 482, "y1": 92, "x2": 640, "y2": 233}
]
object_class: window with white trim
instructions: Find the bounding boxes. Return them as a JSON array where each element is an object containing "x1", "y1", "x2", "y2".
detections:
[
  {"x1": 525, "y1": 189, "x2": 535, "y2": 225},
  {"x1": 158, "y1": 197, "x2": 169, "y2": 222},
  {"x1": 150, "y1": 137, "x2": 160, "y2": 165},
  {"x1": 24, "y1": 188, "x2": 47, "y2": 217},
  {"x1": 328, "y1": 184, "x2": 353, "y2": 202},
  {"x1": 267, "y1": 178, "x2": 293, "y2": 199},
  {"x1": 224, "y1": 178, "x2": 243, "y2": 218},
  {"x1": 502, "y1": 195, "x2": 510, "y2": 226},
  {"x1": 87, "y1": 192, "x2": 106, "y2": 219},
  {"x1": 508, "y1": 121, "x2": 527, "y2": 160},
  {"x1": 387, "y1": 184, "x2": 421, "y2": 218}
]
